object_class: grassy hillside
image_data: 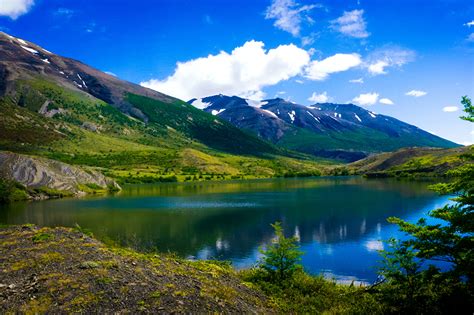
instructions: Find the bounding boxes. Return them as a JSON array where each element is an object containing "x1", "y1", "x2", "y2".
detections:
[
  {"x1": 349, "y1": 146, "x2": 472, "y2": 178},
  {"x1": 0, "y1": 78, "x2": 332, "y2": 185}
]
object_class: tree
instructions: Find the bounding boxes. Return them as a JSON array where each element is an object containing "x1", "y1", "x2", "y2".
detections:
[
  {"x1": 259, "y1": 222, "x2": 303, "y2": 281},
  {"x1": 461, "y1": 95, "x2": 474, "y2": 123},
  {"x1": 378, "y1": 96, "x2": 474, "y2": 312}
]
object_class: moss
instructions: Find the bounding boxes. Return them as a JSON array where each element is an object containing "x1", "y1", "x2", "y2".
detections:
[
  {"x1": 20, "y1": 296, "x2": 52, "y2": 314},
  {"x1": 11, "y1": 259, "x2": 34, "y2": 271},
  {"x1": 80, "y1": 261, "x2": 100, "y2": 269},
  {"x1": 96, "y1": 276, "x2": 113, "y2": 284},
  {"x1": 32, "y1": 232, "x2": 53, "y2": 243},
  {"x1": 39, "y1": 252, "x2": 64, "y2": 263},
  {"x1": 67, "y1": 293, "x2": 99, "y2": 312}
]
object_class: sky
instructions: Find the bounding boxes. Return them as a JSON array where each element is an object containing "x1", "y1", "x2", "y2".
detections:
[{"x1": 1, "y1": 0, "x2": 473, "y2": 145}]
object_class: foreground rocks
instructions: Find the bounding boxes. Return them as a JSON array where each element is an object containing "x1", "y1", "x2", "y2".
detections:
[{"x1": 0, "y1": 225, "x2": 272, "y2": 313}]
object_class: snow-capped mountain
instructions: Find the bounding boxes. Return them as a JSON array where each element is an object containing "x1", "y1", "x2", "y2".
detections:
[{"x1": 189, "y1": 95, "x2": 458, "y2": 161}]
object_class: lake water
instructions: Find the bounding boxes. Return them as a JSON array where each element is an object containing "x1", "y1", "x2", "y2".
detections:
[{"x1": 0, "y1": 177, "x2": 450, "y2": 283}]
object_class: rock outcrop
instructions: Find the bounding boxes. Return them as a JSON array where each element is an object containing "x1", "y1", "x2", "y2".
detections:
[{"x1": 0, "y1": 151, "x2": 120, "y2": 195}]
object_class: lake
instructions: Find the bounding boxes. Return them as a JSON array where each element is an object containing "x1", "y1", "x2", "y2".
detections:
[{"x1": 0, "y1": 176, "x2": 450, "y2": 283}]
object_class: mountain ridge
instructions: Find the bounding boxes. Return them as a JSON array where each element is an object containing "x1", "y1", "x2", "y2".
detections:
[{"x1": 189, "y1": 94, "x2": 459, "y2": 161}]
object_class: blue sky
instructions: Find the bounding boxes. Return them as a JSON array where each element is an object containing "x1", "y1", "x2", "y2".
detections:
[{"x1": 1, "y1": 0, "x2": 473, "y2": 145}]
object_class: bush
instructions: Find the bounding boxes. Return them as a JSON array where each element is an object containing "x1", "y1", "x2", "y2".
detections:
[{"x1": 0, "y1": 178, "x2": 28, "y2": 203}]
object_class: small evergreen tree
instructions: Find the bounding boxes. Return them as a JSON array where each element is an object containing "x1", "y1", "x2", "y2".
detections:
[{"x1": 259, "y1": 222, "x2": 303, "y2": 281}]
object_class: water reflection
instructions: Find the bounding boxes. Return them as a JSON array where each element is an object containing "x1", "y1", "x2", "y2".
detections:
[{"x1": 0, "y1": 177, "x2": 448, "y2": 282}]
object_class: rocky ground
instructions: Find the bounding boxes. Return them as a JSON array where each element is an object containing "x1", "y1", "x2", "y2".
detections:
[{"x1": 0, "y1": 225, "x2": 272, "y2": 313}]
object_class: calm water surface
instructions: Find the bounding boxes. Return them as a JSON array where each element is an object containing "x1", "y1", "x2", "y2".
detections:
[{"x1": 0, "y1": 177, "x2": 450, "y2": 283}]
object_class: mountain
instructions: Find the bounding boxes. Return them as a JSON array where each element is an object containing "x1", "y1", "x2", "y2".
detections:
[
  {"x1": 189, "y1": 95, "x2": 459, "y2": 162},
  {"x1": 0, "y1": 32, "x2": 326, "y2": 187}
]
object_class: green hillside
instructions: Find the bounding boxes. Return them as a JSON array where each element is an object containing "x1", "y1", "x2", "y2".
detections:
[
  {"x1": 349, "y1": 146, "x2": 472, "y2": 178},
  {"x1": 0, "y1": 77, "x2": 329, "y2": 185}
]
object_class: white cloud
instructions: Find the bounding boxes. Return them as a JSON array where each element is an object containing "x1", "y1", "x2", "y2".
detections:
[
  {"x1": 349, "y1": 77, "x2": 364, "y2": 84},
  {"x1": 443, "y1": 106, "x2": 459, "y2": 112},
  {"x1": 406, "y1": 90, "x2": 427, "y2": 97},
  {"x1": 305, "y1": 53, "x2": 362, "y2": 80},
  {"x1": 104, "y1": 71, "x2": 117, "y2": 77},
  {"x1": 140, "y1": 40, "x2": 310, "y2": 100},
  {"x1": 379, "y1": 98, "x2": 394, "y2": 105},
  {"x1": 265, "y1": 0, "x2": 319, "y2": 37},
  {"x1": 462, "y1": 141, "x2": 473, "y2": 146},
  {"x1": 308, "y1": 91, "x2": 331, "y2": 103},
  {"x1": 330, "y1": 9, "x2": 369, "y2": 38},
  {"x1": 467, "y1": 33, "x2": 474, "y2": 42},
  {"x1": 465, "y1": 20, "x2": 474, "y2": 27},
  {"x1": 352, "y1": 92, "x2": 379, "y2": 106},
  {"x1": 0, "y1": 0, "x2": 34, "y2": 19},
  {"x1": 366, "y1": 46, "x2": 415, "y2": 75}
]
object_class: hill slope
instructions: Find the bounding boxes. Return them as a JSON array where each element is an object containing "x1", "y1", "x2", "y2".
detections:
[
  {"x1": 0, "y1": 32, "x2": 328, "y2": 185},
  {"x1": 349, "y1": 146, "x2": 472, "y2": 178},
  {"x1": 189, "y1": 95, "x2": 459, "y2": 162},
  {"x1": 0, "y1": 225, "x2": 272, "y2": 313}
]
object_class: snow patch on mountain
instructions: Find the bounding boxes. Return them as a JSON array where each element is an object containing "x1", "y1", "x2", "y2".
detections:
[
  {"x1": 211, "y1": 109, "x2": 226, "y2": 115},
  {"x1": 77, "y1": 74, "x2": 87, "y2": 88},
  {"x1": 260, "y1": 109, "x2": 278, "y2": 119},
  {"x1": 17, "y1": 38, "x2": 27, "y2": 45},
  {"x1": 20, "y1": 45, "x2": 38, "y2": 54},
  {"x1": 307, "y1": 111, "x2": 320, "y2": 123},
  {"x1": 288, "y1": 110, "x2": 296, "y2": 123}
]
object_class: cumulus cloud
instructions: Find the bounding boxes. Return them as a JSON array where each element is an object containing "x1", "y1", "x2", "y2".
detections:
[
  {"x1": 308, "y1": 91, "x2": 331, "y2": 103},
  {"x1": 140, "y1": 40, "x2": 310, "y2": 100},
  {"x1": 465, "y1": 20, "x2": 474, "y2": 27},
  {"x1": 305, "y1": 53, "x2": 362, "y2": 80},
  {"x1": 379, "y1": 98, "x2": 394, "y2": 105},
  {"x1": 406, "y1": 90, "x2": 427, "y2": 97},
  {"x1": 0, "y1": 0, "x2": 34, "y2": 19},
  {"x1": 443, "y1": 106, "x2": 459, "y2": 112},
  {"x1": 265, "y1": 0, "x2": 319, "y2": 37},
  {"x1": 352, "y1": 92, "x2": 379, "y2": 106},
  {"x1": 366, "y1": 46, "x2": 415, "y2": 75},
  {"x1": 330, "y1": 10, "x2": 369, "y2": 38},
  {"x1": 349, "y1": 77, "x2": 364, "y2": 84}
]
